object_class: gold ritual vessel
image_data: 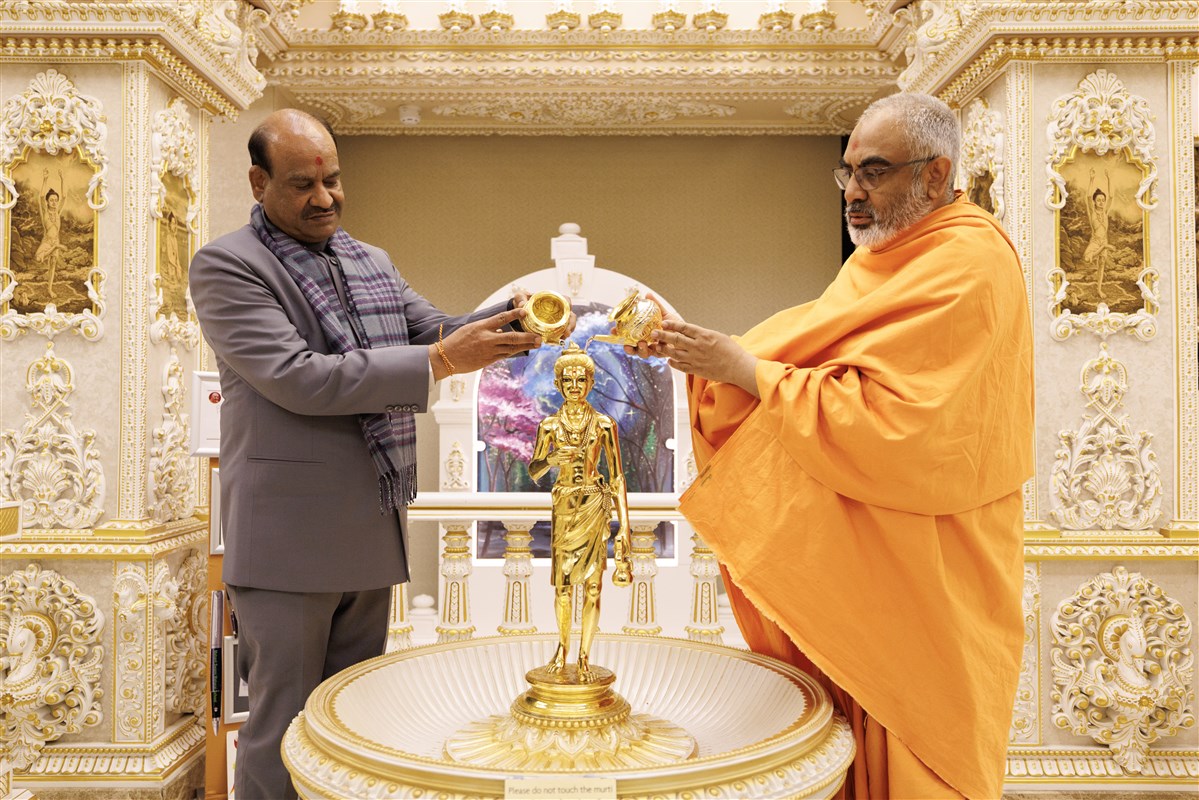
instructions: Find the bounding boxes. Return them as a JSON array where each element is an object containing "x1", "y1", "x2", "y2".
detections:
[
  {"x1": 443, "y1": 342, "x2": 695, "y2": 768},
  {"x1": 590, "y1": 289, "x2": 664, "y2": 347},
  {"x1": 519, "y1": 289, "x2": 573, "y2": 345}
]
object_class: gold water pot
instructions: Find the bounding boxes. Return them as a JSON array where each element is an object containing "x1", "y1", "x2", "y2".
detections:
[
  {"x1": 591, "y1": 290, "x2": 663, "y2": 347},
  {"x1": 520, "y1": 290, "x2": 572, "y2": 345}
]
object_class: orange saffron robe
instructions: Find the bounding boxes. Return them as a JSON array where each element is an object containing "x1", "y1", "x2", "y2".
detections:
[{"x1": 679, "y1": 197, "x2": 1034, "y2": 799}]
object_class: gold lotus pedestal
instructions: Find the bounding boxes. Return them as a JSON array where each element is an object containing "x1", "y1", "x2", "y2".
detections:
[{"x1": 282, "y1": 634, "x2": 854, "y2": 799}]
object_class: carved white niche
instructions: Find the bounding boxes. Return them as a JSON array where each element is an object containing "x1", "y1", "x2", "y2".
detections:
[
  {"x1": 148, "y1": 351, "x2": 196, "y2": 524},
  {"x1": 149, "y1": 99, "x2": 201, "y2": 350},
  {"x1": 1010, "y1": 564, "x2": 1039, "y2": 744},
  {"x1": 0, "y1": 343, "x2": 105, "y2": 529},
  {"x1": 166, "y1": 551, "x2": 208, "y2": 717},
  {"x1": 0, "y1": 564, "x2": 105, "y2": 770},
  {"x1": 1051, "y1": 566, "x2": 1194, "y2": 773},
  {"x1": 961, "y1": 97, "x2": 1004, "y2": 221},
  {"x1": 114, "y1": 561, "x2": 179, "y2": 743},
  {"x1": 1050, "y1": 343, "x2": 1162, "y2": 532},
  {"x1": 1044, "y1": 69, "x2": 1159, "y2": 342},
  {"x1": 0, "y1": 69, "x2": 110, "y2": 341}
]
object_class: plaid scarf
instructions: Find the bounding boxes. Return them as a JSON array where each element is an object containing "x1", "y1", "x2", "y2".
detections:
[{"x1": 250, "y1": 204, "x2": 416, "y2": 512}]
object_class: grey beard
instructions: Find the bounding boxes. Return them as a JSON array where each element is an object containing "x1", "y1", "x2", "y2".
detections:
[{"x1": 846, "y1": 177, "x2": 932, "y2": 250}]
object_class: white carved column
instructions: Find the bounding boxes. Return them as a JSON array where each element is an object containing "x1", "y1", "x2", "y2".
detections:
[
  {"x1": 437, "y1": 522, "x2": 476, "y2": 642},
  {"x1": 622, "y1": 522, "x2": 661, "y2": 636},
  {"x1": 113, "y1": 561, "x2": 179, "y2": 745},
  {"x1": 498, "y1": 521, "x2": 537, "y2": 634},
  {"x1": 387, "y1": 582, "x2": 413, "y2": 651},
  {"x1": 686, "y1": 532, "x2": 724, "y2": 644}
]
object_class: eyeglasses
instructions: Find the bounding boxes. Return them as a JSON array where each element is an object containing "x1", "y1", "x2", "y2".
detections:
[{"x1": 832, "y1": 157, "x2": 935, "y2": 191}]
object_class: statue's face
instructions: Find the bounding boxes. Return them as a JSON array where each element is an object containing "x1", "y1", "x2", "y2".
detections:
[{"x1": 558, "y1": 364, "x2": 592, "y2": 401}]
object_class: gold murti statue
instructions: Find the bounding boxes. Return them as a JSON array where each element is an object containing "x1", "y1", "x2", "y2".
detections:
[
  {"x1": 528, "y1": 342, "x2": 633, "y2": 682},
  {"x1": 442, "y1": 340, "x2": 695, "y2": 770}
]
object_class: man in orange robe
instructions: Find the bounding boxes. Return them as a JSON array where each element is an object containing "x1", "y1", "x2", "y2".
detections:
[{"x1": 632, "y1": 93, "x2": 1033, "y2": 798}]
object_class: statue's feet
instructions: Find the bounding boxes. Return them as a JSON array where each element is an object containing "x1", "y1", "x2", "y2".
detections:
[
  {"x1": 546, "y1": 646, "x2": 567, "y2": 673},
  {"x1": 577, "y1": 655, "x2": 593, "y2": 684}
]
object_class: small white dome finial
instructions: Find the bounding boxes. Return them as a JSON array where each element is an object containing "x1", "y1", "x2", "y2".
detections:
[{"x1": 559, "y1": 222, "x2": 581, "y2": 235}]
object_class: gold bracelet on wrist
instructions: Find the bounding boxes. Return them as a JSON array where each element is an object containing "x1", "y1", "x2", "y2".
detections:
[{"x1": 436, "y1": 323, "x2": 456, "y2": 377}]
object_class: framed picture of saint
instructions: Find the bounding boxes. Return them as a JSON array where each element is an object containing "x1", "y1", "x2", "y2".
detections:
[
  {"x1": 3, "y1": 147, "x2": 100, "y2": 315},
  {"x1": 1053, "y1": 147, "x2": 1148, "y2": 316},
  {"x1": 156, "y1": 171, "x2": 193, "y2": 321}
]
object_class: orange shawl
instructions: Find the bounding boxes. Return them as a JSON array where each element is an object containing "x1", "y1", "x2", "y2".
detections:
[{"x1": 679, "y1": 198, "x2": 1033, "y2": 799}]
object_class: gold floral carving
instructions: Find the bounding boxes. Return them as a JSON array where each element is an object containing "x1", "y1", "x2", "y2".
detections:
[
  {"x1": 165, "y1": 550, "x2": 207, "y2": 717},
  {"x1": 961, "y1": 97, "x2": 1004, "y2": 220},
  {"x1": 1050, "y1": 344, "x2": 1162, "y2": 532},
  {"x1": 0, "y1": 343, "x2": 105, "y2": 529},
  {"x1": 0, "y1": 564, "x2": 104, "y2": 770},
  {"x1": 782, "y1": 92, "x2": 875, "y2": 134},
  {"x1": 431, "y1": 97, "x2": 736, "y2": 128},
  {"x1": 1051, "y1": 566, "x2": 1194, "y2": 773},
  {"x1": 1010, "y1": 564, "x2": 1039, "y2": 744},
  {"x1": 114, "y1": 561, "x2": 179, "y2": 743},
  {"x1": 149, "y1": 352, "x2": 196, "y2": 524}
]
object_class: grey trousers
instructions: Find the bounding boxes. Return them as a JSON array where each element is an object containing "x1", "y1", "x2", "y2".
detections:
[{"x1": 224, "y1": 584, "x2": 391, "y2": 800}]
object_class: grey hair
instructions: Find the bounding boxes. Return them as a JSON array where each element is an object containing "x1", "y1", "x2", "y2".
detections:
[{"x1": 859, "y1": 93, "x2": 959, "y2": 201}]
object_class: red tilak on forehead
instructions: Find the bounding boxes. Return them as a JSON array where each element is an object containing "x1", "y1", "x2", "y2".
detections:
[{"x1": 315, "y1": 156, "x2": 323, "y2": 166}]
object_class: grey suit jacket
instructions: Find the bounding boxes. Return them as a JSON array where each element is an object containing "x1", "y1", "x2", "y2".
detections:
[{"x1": 190, "y1": 225, "x2": 504, "y2": 592}]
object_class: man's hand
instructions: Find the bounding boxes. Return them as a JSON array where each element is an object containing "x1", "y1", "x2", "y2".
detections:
[
  {"x1": 430, "y1": 307, "x2": 542, "y2": 380},
  {"x1": 653, "y1": 319, "x2": 761, "y2": 398}
]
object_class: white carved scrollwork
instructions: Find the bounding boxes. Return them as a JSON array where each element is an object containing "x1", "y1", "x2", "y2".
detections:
[
  {"x1": 0, "y1": 270, "x2": 107, "y2": 342},
  {"x1": 149, "y1": 98, "x2": 200, "y2": 231},
  {"x1": 1045, "y1": 69, "x2": 1158, "y2": 211},
  {"x1": 432, "y1": 97, "x2": 736, "y2": 128},
  {"x1": 1046, "y1": 266, "x2": 1160, "y2": 342},
  {"x1": 894, "y1": 0, "x2": 977, "y2": 91},
  {"x1": 0, "y1": 68, "x2": 109, "y2": 211},
  {"x1": 1010, "y1": 564, "x2": 1039, "y2": 744},
  {"x1": 1051, "y1": 566, "x2": 1194, "y2": 773},
  {"x1": 148, "y1": 352, "x2": 196, "y2": 524},
  {"x1": 114, "y1": 562, "x2": 179, "y2": 742},
  {"x1": 166, "y1": 551, "x2": 207, "y2": 716},
  {"x1": 1050, "y1": 344, "x2": 1162, "y2": 531},
  {"x1": 961, "y1": 97, "x2": 1005, "y2": 221},
  {"x1": 442, "y1": 441, "x2": 470, "y2": 490},
  {"x1": 0, "y1": 344, "x2": 105, "y2": 529},
  {"x1": 0, "y1": 564, "x2": 104, "y2": 770},
  {"x1": 190, "y1": 0, "x2": 270, "y2": 90}
]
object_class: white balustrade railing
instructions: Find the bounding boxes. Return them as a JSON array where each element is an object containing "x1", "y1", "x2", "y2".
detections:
[{"x1": 396, "y1": 491, "x2": 743, "y2": 650}]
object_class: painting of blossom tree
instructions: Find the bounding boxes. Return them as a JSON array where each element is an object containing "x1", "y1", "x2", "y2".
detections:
[{"x1": 476, "y1": 302, "x2": 675, "y2": 495}]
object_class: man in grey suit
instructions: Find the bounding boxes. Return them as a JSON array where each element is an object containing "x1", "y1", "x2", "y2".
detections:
[{"x1": 189, "y1": 109, "x2": 548, "y2": 799}]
